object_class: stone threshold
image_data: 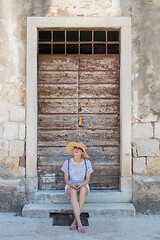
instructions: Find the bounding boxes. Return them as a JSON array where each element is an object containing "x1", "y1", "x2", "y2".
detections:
[
  {"x1": 22, "y1": 203, "x2": 136, "y2": 218},
  {"x1": 33, "y1": 190, "x2": 132, "y2": 204}
]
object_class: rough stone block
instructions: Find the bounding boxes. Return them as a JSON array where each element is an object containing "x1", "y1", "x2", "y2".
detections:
[
  {"x1": 0, "y1": 179, "x2": 26, "y2": 212},
  {"x1": 136, "y1": 139, "x2": 159, "y2": 157},
  {"x1": 5, "y1": 157, "x2": 19, "y2": 167},
  {"x1": 140, "y1": 112, "x2": 158, "y2": 123},
  {"x1": 154, "y1": 122, "x2": 160, "y2": 138},
  {"x1": 133, "y1": 157, "x2": 146, "y2": 174},
  {"x1": 133, "y1": 176, "x2": 160, "y2": 214},
  {"x1": 19, "y1": 124, "x2": 25, "y2": 139},
  {"x1": 0, "y1": 140, "x2": 9, "y2": 157},
  {"x1": 4, "y1": 123, "x2": 19, "y2": 139},
  {"x1": 11, "y1": 166, "x2": 25, "y2": 177},
  {"x1": 0, "y1": 179, "x2": 26, "y2": 193},
  {"x1": 10, "y1": 107, "x2": 25, "y2": 122},
  {"x1": 147, "y1": 156, "x2": 160, "y2": 169},
  {"x1": 9, "y1": 140, "x2": 24, "y2": 157},
  {"x1": 132, "y1": 123, "x2": 153, "y2": 139}
]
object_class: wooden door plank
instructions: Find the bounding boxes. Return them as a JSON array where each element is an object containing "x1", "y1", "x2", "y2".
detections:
[
  {"x1": 86, "y1": 146, "x2": 120, "y2": 157},
  {"x1": 79, "y1": 84, "x2": 119, "y2": 99},
  {"x1": 76, "y1": 114, "x2": 119, "y2": 129},
  {"x1": 78, "y1": 129, "x2": 119, "y2": 146},
  {"x1": 38, "y1": 99, "x2": 78, "y2": 114},
  {"x1": 38, "y1": 130, "x2": 79, "y2": 146},
  {"x1": 79, "y1": 71, "x2": 119, "y2": 84},
  {"x1": 38, "y1": 156, "x2": 119, "y2": 166},
  {"x1": 79, "y1": 56, "x2": 120, "y2": 71},
  {"x1": 38, "y1": 115, "x2": 78, "y2": 129},
  {"x1": 38, "y1": 56, "x2": 79, "y2": 71},
  {"x1": 78, "y1": 99, "x2": 119, "y2": 114},
  {"x1": 38, "y1": 71, "x2": 78, "y2": 84},
  {"x1": 38, "y1": 84, "x2": 78, "y2": 99}
]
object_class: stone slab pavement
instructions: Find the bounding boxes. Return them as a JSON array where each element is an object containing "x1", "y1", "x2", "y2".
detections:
[{"x1": 0, "y1": 213, "x2": 160, "y2": 240}]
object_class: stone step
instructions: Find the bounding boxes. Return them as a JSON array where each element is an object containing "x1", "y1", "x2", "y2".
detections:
[
  {"x1": 22, "y1": 203, "x2": 136, "y2": 218},
  {"x1": 34, "y1": 190, "x2": 132, "y2": 204}
]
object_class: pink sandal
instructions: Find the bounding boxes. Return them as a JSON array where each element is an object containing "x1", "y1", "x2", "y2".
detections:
[
  {"x1": 69, "y1": 224, "x2": 77, "y2": 230},
  {"x1": 77, "y1": 226, "x2": 86, "y2": 233}
]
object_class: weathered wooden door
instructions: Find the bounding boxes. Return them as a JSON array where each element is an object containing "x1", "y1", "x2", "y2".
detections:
[{"x1": 38, "y1": 55, "x2": 120, "y2": 190}]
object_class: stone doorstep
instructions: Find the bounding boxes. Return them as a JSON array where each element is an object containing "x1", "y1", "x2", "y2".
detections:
[
  {"x1": 22, "y1": 203, "x2": 136, "y2": 218},
  {"x1": 35, "y1": 190, "x2": 132, "y2": 204}
]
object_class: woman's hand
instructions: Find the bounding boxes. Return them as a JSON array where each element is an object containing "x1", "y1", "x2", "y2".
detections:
[
  {"x1": 72, "y1": 183, "x2": 84, "y2": 189},
  {"x1": 72, "y1": 184, "x2": 80, "y2": 189},
  {"x1": 76, "y1": 184, "x2": 83, "y2": 189}
]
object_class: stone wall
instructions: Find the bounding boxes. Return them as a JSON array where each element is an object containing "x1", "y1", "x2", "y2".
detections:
[
  {"x1": 122, "y1": 0, "x2": 160, "y2": 214},
  {"x1": 132, "y1": 113, "x2": 160, "y2": 213},
  {"x1": 0, "y1": 0, "x2": 160, "y2": 212}
]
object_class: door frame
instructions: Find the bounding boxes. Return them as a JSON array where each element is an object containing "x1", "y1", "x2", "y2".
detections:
[{"x1": 26, "y1": 17, "x2": 132, "y2": 201}]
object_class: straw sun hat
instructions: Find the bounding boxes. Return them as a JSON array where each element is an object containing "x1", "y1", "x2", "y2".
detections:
[{"x1": 66, "y1": 142, "x2": 89, "y2": 159}]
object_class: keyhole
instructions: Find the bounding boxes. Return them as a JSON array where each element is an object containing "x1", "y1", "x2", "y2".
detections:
[{"x1": 79, "y1": 107, "x2": 82, "y2": 112}]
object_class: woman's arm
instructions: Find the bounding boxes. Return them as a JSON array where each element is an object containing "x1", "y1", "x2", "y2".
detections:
[
  {"x1": 64, "y1": 172, "x2": 79, "y2": 189},
  {"x1": 78, "y1": 174, "x2": 91, "y2": 188}
]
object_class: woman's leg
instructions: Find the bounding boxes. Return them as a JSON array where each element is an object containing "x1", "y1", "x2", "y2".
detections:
[
  {"x1": 79, "y1": 186, "x2": 88, "y2": 213},
  {"x1": 66, "y1": 187, "x2": 84, "y2": 230},
  {"x1": 76, "y1": 186, "x2": 88, "y2": 233}
]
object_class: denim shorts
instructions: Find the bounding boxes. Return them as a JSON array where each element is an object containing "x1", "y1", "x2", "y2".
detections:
[
  {"x1": 65, "y1": 184, "x2": 90, "y2": 194},
  {"x1": 65, "y1": 179, "x2": 90, "y2": 194}
]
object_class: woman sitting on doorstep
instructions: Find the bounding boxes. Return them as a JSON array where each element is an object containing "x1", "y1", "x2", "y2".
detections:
[{"x1": 61, "y1": 142, "x2": 93, "y2": 233}]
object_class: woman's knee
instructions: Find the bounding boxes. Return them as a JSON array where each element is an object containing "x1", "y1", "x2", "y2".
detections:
[
  {"x1": 67, "y1": 187, "x2": 77, "y2": 199},
  {"x1": 79, "y1": 186, "x2": 88, "y2": 195}
]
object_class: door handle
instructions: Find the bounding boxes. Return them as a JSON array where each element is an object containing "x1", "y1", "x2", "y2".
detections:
[{"x1": 79, "y1": 117, "x2": 86, "y2": 127}]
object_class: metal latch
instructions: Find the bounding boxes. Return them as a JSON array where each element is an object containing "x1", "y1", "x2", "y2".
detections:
[{"x1": 78, "y1": 117, "x2": 87, "y2": 127}]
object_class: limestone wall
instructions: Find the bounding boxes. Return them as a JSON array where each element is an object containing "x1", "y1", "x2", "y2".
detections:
[
  {"x1": 122, "y1": 0, "x2": 160, "y2": 213},
  {"x1": 132, "y1": 114, "x2": 160, "y2": 213},
  {"x1": 0, "y1": 0, "x2": 160, "y2": 212}
]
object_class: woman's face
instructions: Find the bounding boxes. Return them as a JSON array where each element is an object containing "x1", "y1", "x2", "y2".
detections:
[{"x1": 73, "y1": 146, "x2": 83, "y2": 157}]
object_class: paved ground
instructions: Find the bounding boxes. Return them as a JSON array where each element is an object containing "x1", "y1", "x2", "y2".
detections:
[{"x1": 0, "y1": 213, "x2": 160, "y2": 240}]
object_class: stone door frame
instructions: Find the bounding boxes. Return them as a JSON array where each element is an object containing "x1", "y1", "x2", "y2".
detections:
[{"x1": 26, "y1": 17, "x2": 132, "y2": 201}]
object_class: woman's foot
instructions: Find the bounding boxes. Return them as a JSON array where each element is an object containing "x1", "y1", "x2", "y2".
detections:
[
  {"x1": 77, "y1": 226, "x2": 86, "y2": 233},
  {"x1": 69, "y1": 224, "x2": 77, "y2": 230}
]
